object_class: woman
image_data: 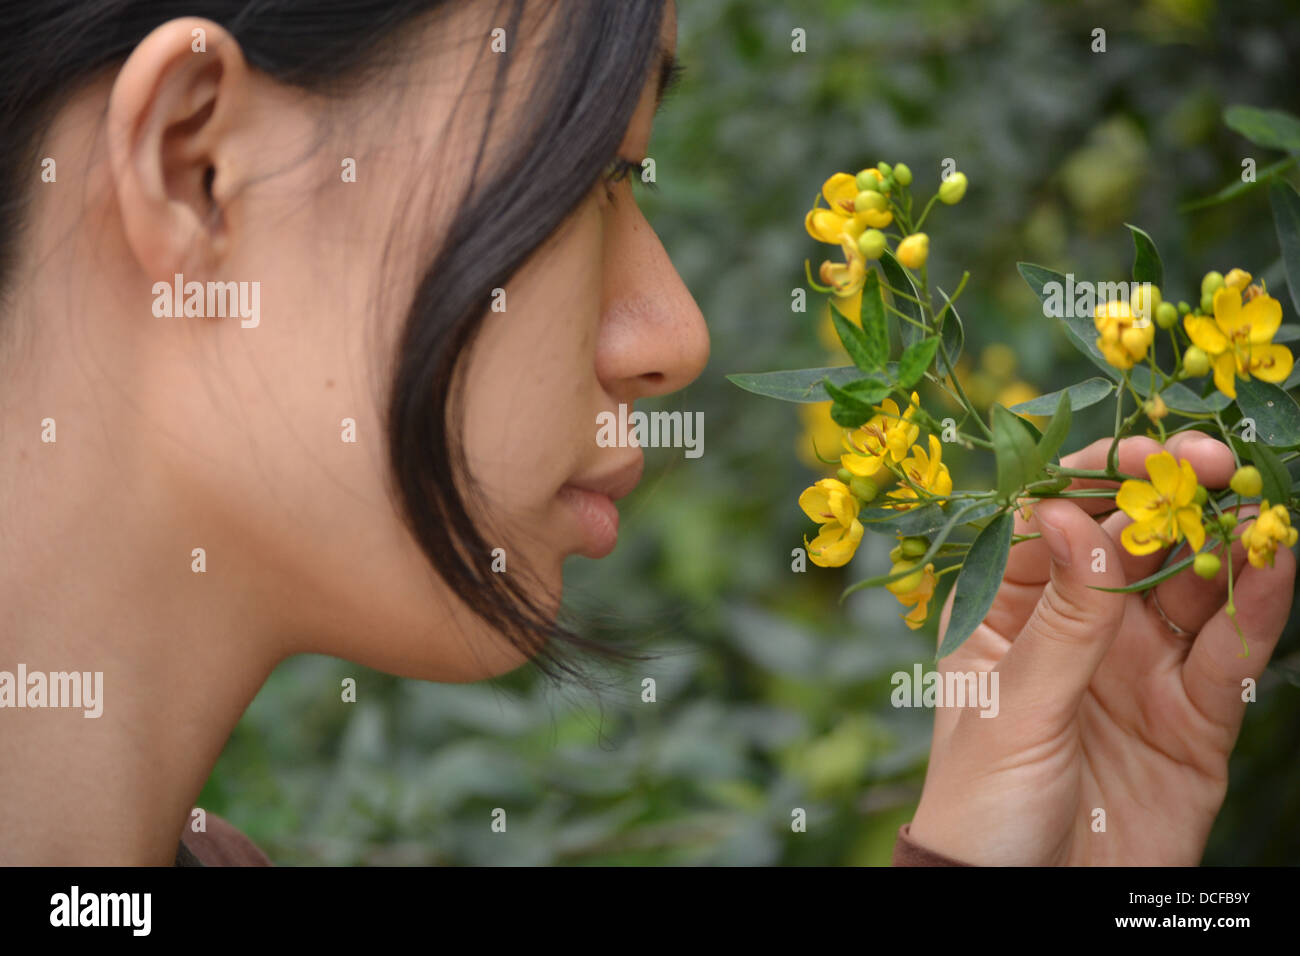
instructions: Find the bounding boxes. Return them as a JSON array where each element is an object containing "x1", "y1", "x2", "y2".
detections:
[{"x1": 0, "y1": 0, "x2": 1290, "y2": 866}]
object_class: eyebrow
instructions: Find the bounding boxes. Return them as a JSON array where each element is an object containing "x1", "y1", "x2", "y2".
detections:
[{"x1": 654, "y1": 47, "x2": 684, "y2": 112}]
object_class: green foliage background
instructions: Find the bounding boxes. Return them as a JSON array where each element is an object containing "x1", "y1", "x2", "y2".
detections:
[{"x1": 203, "y1": 0, "x2": 1300, "y2": 865}]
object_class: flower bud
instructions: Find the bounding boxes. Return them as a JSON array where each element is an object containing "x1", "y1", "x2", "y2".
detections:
[
  {"x1": 837, "y1": 467, "x2": 853, "y2": 484},
  {"x1": 1220, "y1": 513, "x2": 1238, "y2": 532},
  {"x1": 1200, "y1": 291, "x2": 1215, "y2": 314},
  {"x1": 1194, "y1": 485, "x2": 1208, "y2": 506},
  {"x1": 855, "y1": 169, "x2": 882, "y2": 192},
  {"x1": 876, "y1": 162, "x2": 893, "y2": 178},
  {"x1": 1224, "y1": 268, "x2": 1252, "y2": 291},
  {"x1": 893, "y1": 162, "x2": 913, "y2": 186},
  {"x1": 854, "y1": 190, "x2": 889, "y2": 213},
  {"x1": 900, "y1": 536, "x2": 929, "y2": 558},
  {"x1": 1143, "y1": 394, "x2": 1168, "y2": 421},
  {"x1": 1155, "y1": 301, "x2": 1178, "y2": 329},
  {"x1": 857, "y1": 228, "x2": 886, "y2": 260},
  {"x1": 896, "y1": 233, "x2": 930, "y2": 269},
  {"x1": 1130, "y1": 283, "x2": 1162, "y2": 324},
  {"x1": 1194, "y1": 552, "x2": 1221, "y2": 580},
  {"x1": 1177, "y1": 301, "x2": 1191, "y2": 315},
  {"x1": 1230, "y1": 465, "x2": 1262, "y2": 498},
  {"x1": 1121, "y1": 326, "x2": 1149, "y2": 354},
  {"x1": 849, "y1": 476, "x2": 879, "y2": 502},
  {"x1": 938, "y1": 171, "x2": 967, "y2": 205},
  {"x1": 885, "y1": 560, "x2": 925, "y2": 595},
  {"x1": 1201, "y1": 271, "x2": 1224, "y2": 297},
  {"x1": 1183, "y1": 346, "x2": 1210, "y2": 377}
]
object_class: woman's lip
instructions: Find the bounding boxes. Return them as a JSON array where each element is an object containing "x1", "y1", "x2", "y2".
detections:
[{"x1": 557, "y1": 485, "x2": 620, "y2": 558}]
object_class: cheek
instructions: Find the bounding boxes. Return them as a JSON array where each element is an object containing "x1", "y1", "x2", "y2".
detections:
[{"x1": 460, "y1": 202, "x2": 606, "y2": 518}]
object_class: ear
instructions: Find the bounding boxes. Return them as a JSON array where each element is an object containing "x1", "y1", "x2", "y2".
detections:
[{"x1": 107, "y1": 18, "x2": 252, "y2": 277}]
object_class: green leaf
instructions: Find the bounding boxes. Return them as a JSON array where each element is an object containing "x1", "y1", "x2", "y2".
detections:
[
  {"x1": 1225, "y1": 105, "x2": 1300, "y2": 152},
  {"x1": 1236, "y1": 378, "x2": 1300, "y2": 447},
  {"x1": 858, "y1": 498, "x2": 1001, "y2": 537},
  {"x1": 1270, "y1": 180, "x2": 1300, "y2": 320},
  {"x1": 859, "y1": 270, "x2": 890, "y2": 369},
  {"x1": 1144, "y1": 378, "x2": 1233, "y2": 413},
  {"x1": 824, "y1": 379, "x2": 886, "y2": 427},
  {"x1": 838, "y1": 379, "x2": 894, "y2": 403},
  {"x1": 824, "y1": 378, "x2": 894, "y2": 426},
  {"x1": 933, "y1": 287, "x2": 967, "y2": 368},
  {"x1": 1036, "y1": 390, "x2": 1073, "y2": 465},
  {"x1": 1125, "y1": 223, "x2": 1163, "y2": 289},
  {"x1": 897, "y1": 338, "x2": 940, "y2": 388},
  {"x1": 937, "y1": 512, "x2": 1014, "y2": 657},
  {"x1": 1248, "y1": 440, "x2": 1292, "y2": 508},
  {"x1": 882, "y1": 250, "x2": 925, "y2": 338},
  {"x1": 1017, "y1": 262, "x2": 1119, "y2": 381},
  {"x1": 830, "y1": 299, "x2": 879, "y2": 373},
  {"x1": 727, "y1": 365, "x2": 889, "y2": 403},
  {"x1": 1090, "y1": 552, "x2": 1196, "y2": 593},
  {"x1": 991, "y1": 403, "x2": 1043, "y2": 501},
  {"x1": 1179, "y1": 156, "x2": 1297, "y2": 212},
  {"x1": 1274, "y1": 325, "x2": 1300, "y2": 343},
  {"x1": 1009, "y1": 377, "x2": 1115, "y2": 415}
]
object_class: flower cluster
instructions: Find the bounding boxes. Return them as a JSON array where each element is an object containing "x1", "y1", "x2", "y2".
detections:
[
  {"x1": 799, "y1": 389, "x2": 954, "y2": 629},
  {"x1": 736, "y1": 148, "x2": 1300, "y2": 660},
  {"x1": 1090, "y1": 267, "x2": 1293, "y2": 401}
]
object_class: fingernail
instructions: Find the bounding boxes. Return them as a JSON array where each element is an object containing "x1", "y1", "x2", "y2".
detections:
[{"x1": 1038, "y1": 514, "x2": 1072, "y2": 566}]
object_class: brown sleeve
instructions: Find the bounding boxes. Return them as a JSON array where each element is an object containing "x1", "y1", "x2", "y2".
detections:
[
  {"x1": 891, "y1": 822, "x2": 973, "y2": 866},
  {"x1": 179, "y1": 812, "x2": 273, "y2": 866}
]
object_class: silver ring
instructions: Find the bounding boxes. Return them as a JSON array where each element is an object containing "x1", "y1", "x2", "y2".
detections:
[{"x1": 1148, "y1": 587, "x2": 1191, "y2": 636}]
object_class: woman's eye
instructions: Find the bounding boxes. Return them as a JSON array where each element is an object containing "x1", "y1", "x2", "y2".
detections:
[{"x1": 602, "y1": 158, "x2": 658, "y2": 201}]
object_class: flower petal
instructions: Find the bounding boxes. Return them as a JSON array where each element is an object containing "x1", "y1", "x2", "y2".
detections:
[
  {"x1": 806, "y1": 208, "x2": 848, "y2": 245},
  {"x1": 1116, "y1": 479, "x2": 1163, "y2": 522},
  {"x1": 1248, "y1": 343, "x2": 1294, "y2": 383},
  {"x1": 1176, "y1": 507, "x2": 1205, "y2": 553},
  {"x1": 1212, "y1": 351, "x2": 1237, "y2": 398},
  {"x1": 1242, "y1": 294, "x2": 1283, "y2": 344},
  {"x1": 1121, "y1": 520, "x2": 1166, "y2": 556},
  {"x1": 1144, "y1": 451, "x2": 1181, "y2": 497},
  {"x1": 798, "y1": 484, "x2": 833, "y2": 523},
  {"x1": 1213, "y1": 286, "x2": 1244, "y2": 335},
  {"x1": 1184, "y1": 315, "x2": 1228, "y2": 355},
  {"x1": 822, "y1": 172, "x2": 857, "y2": 207}
]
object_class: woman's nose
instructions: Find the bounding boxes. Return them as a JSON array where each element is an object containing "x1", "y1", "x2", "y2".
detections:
[{"x1": 594, "y1": 201, "x2": 710, "y2": 400}]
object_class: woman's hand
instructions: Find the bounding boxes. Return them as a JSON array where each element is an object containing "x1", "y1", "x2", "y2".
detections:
[{"x1": 907, "y1": 432, "x2": 1294, "y2": 865}]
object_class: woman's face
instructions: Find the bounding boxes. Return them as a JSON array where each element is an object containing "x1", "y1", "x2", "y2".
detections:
[{"x1": 38, "y1": 1, "x2": 706, "y2": 681}]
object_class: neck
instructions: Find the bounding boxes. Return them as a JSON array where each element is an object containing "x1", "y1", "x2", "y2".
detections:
[{"x1": 0, "y1": 394, "x2": 281, "y2": 864}]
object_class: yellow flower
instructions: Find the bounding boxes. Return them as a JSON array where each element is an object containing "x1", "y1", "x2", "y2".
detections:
[
  {"x1": 886, "y1": 435, "x2": 954, "y2": 510},
  {"x1": 797, "y1": 401, "x2": 845, "y2": 471},
  {"x1": 1183, "y1": 284, "x2": 1292, "y2": 399},
  {"x1": 1115, "y1": 451, "x2": 1205, "y2": 556},
  {"x1": 805, "y1": 173, "x2": 892, "y2": 246},
  {"x1": 885, "y1": 559, "x2": 938, "y2": 629},
  {"x1": 1094, "y1": 299, "x2": 1154, "y2": 370},
  {"x1": 841, "y1": 392, "x2": 921, "y2": 477},
  {"x1": 799, "y1": 478, "x2": 864, "y2": 567},
  {"x1": 818, "y1": 233, "x2": 868, "y2": 299},
  {"x1": 1241, "y1": 501, "x2": 1298, "y2": 569}
]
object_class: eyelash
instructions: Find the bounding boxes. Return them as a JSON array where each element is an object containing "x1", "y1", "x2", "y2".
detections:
[{"x1": 602, "y1": 157, "x2": 658, "y2": 200}]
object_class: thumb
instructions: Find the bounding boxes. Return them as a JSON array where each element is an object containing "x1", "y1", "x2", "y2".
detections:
[{"x1": 997, "y1": 498, "x2": 1127, "y2": 721}]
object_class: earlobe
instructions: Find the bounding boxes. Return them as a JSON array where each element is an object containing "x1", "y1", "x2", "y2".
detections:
[{"x1": 106, "y1": 18, "x2": 251, "y2": 278}]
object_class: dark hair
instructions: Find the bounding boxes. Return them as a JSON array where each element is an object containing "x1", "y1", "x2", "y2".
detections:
[{"x1": 0, "y1": 0, "x2": 667, "y2": 684}]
